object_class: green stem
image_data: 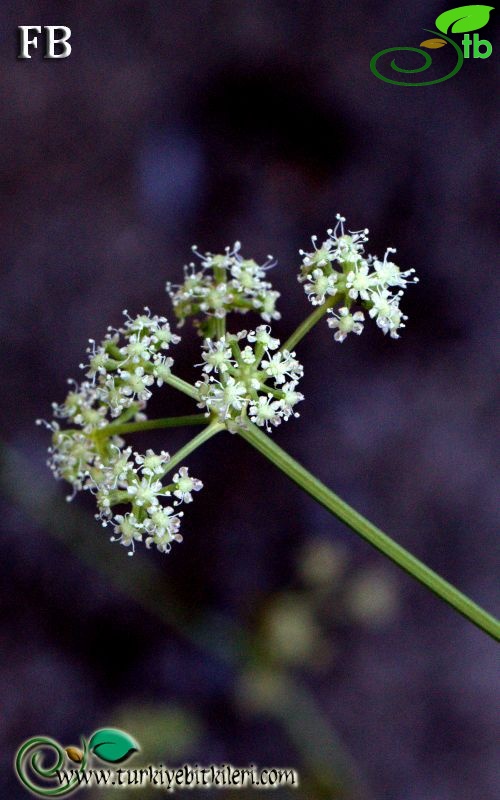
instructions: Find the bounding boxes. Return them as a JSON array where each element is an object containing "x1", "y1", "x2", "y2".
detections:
[
  {"x1": 212, "y1": 264, "x2": 227, "y2": 341},
  {"x1": 281, "y1": 294, "x2": 338, "y2": 352},
  {"x1": 96, "y1": 414, "x2": 209, "y2": 439},
  {"x1": 159, "y1": 420, "x2": 224, "y2": 478},
  {"x1": 214, "y1": 316, "x2": 225, "y2": 340},
  {"x1": 238, "y1": 423, "x2": 500, "y2": 641},
  {"x1": 164, "y1": 373, "x2": 199, "y2": 400}
]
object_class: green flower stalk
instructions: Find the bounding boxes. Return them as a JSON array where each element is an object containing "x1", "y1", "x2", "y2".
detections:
[{"x1": 38, "y1": 215, "x2": 499, "y2": 640}]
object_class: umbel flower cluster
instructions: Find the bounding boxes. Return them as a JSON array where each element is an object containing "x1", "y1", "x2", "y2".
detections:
[
  {"x1": 38, "y1": 309, "x2": 202, "y2": 555},
  {"x1": 299, "y1": 215, "x2": 418, "y2": 341},
  {"x1": 167, "y1": 242, "x2": 280, "y2": 338},
  {"x1": 40, "y1": 216, "x2": 417, "y2": 555},
  {"x1": 196, "y1": 328, "x2": 304, "y2": 431}
]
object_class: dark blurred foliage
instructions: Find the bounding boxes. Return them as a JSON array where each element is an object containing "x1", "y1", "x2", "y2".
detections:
[{"x1": 0, "y1": 2, "x2": 499, "y2": 799}]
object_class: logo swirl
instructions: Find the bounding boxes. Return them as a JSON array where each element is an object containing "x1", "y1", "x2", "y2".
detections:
[
  {"x1": 15, "y1": 736, "x2": 88, "y2": 797},
  {"x1": 370, "y1": 30, "x2": 464, "y2": 85}
]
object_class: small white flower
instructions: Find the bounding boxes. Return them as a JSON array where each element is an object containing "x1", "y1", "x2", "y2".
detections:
[
  {"x1": 167, "y1": 267, "x2": 206, "y2": 306},
  {"x1": 119, "y1": 334, "x2": 153, "y2": 364},
  {"x1": 249, "y1": 395, "x2": 283, "y2": 431},
  {"x1": 372, "y1": 249, "x2": 418, "y2": 289},
  {"x1": 205, "y1": 376, "x2": 247, "y2": 419},
  {"x1": 327, "y1": 307, "x2": 365, "y2": 342},
  {"x1": 262, "y1": 350, "x2": 304, "y2": 385},
  {"x1": 346, "y1": 262, "x2": 375, "y2": 300},
  {"x1": 299, "y1": 236, "x2": 336, "y2": 270},
  {"x1": 230, "y1": 257, "x2": 269, "y2": 294},
  {"x1": 134, "y1": 448, "x2": 170, "y2": 476},
  {"x1": 127, "y1": 475, "x2": 163, "y2": 506},
  {"x1": 152, "y1": 355, "x2": 174, "y2": 386},
  {"x1": 200, "y1": 339, "x2": 234, "y2": 374},
  {"x1": 144, "y1": 505, "x2": 184, "y2": 548},
  {"x1": 119, "y1": 367, "x2": 154, "y2": 401},
  {"x1": 247, "y1": 325, "x2": 280, "y2": 351},
  {"x1": 52, "y1": 380, "x2": 99, "y2": 424},
  {"x1": 279, "y1": 381, "x2": 304, "y2": 420},
  {"x1": 369, "y1": 290, "x2": 407, "y2": 338},
  {"x1": 81, "y1": 340, "x2": 111, "y2": 381},
  {"x1": 240, "y1": 345, "x2": 256, "y2": 364},
  {"x1": 150, "y1": 322, "x2": 181, "y2": 348},
  {"x1": 74, "y1": 403, "x2": 107, "y2": 434},
  {"x1": 303, "y1": 268, "x2": 338, "y2": 306},
  {"x1": 328, "y1": 214, "x2": 369, "y2": 264},
  {"x1": 104, "y1": 445, "x2": 134, "y2": 487},
  {"x1": 226, "y1": 330, "x2": 248, "y2": 342},
  {"x1": 172, "y1": 466, "x2": 203, "y2": 503},
  {"x1": 95, "y1": 485, "x2": 113, "y2": 519},
  {"x1": 122, "y1": 307, "x2": 156, "y2": 333},
  {"x1": 383, "y1": 305, "x2": 407, "y2": 338},
  {"x1": 368, "y1": 289, "x2": 400, "y2": 321},
  {"x1": 100, "y1": 376, "x2": 132, "y2": 417},
  {"x1": 200, "y1": 282, "x2": 233, "y2": 317},
  {"x1": 330, "y1": 233, "x2": 367, "y2": 264},
  {"x1": 111, "y1": 513, "x2": 143, "y2": 554},
  {"x1": 47, "y1": 429, "x2": 97, "y2": 492},
  {"x1": 254, "y1": 290, "x2": 281, "y2": 322}
]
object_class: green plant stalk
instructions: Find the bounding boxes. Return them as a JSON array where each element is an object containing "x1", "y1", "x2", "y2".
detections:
[
  {"x1": 213, "y1": 265, "x2": 227, "y2": 340},
  {"x1": 90, "y1": 402, "x2": 499, "y2": 639},
  {"x1": 96, "y1": 414, "x2": 209, "y2": 439},
  {"x1": 164, "y1": 372, "x2": 200, "y2": 400},
  {"x1": 281, "y1": 294, "x2": 338, "y2": 352},
  {"x1": 238, "y1": 423, "x2": 500, "y2": 640},
  {"x1": 214, "y1": 317, "x2": 225, "y2": 339}
]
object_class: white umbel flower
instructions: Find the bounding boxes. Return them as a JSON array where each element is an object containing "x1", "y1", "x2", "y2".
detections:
[
  {"x1": 302, "y1": 269, "x2": 338, "y2": 306},
  {"x1": 200, "y1": 339, "x2": 234, "y2": 374},
  {"x1": 127, "y1": 475, "x2": 163, "y2": 507},
  {"x1": 346, "y1": 262, "x2": 375, "y2": 300},
  {"x1": 167, "y1": 242, "x2": 281, "y2": 336},
  {"x1": 42, "y1": 223, "x2": 418, "y2": 559},
  {"x1": 261, "y1": 350, "x2": 303, "y2": 385},
  {"x1": 327, "y1": 307, "x2": 365, "y2": 342},
  {"x1": 144, "y1": 506, "x2": 184, "y2": 553},
  {"x1": 41, "y1": 307, "x2": 206, "y2": 556},
  {"x1": 196, "y1": 329, "x2": 304, "y2": 432},
  {"x1": 111, "y1": 513, "x2": 143, "y2": 554},
  {"x1": 248, "y1": 395, "x2": 283, "y2": 431},
  {"x1": 119, "y1": 367, "x2": 154, "y2": 402},
  {"x1": 372, "y1": 249, "x2": 418, "y2": 289},
  {"x1": 247, "y1": 325, "x2": 280, "y2": 351},
  {"x1": 299, "y1": 236, "x2": 336, "y2": 270},
  {"x1": 298, "y1": 215, "x2": 417, "y2": 341},
  {"x1": 369, "y1": 290, "x2": 407, "y2": 338},
  {"x1": 172, "y1": 466, "x2": 203, "y2": 503},
  {"x1": 134, "y1": 449, "x2": 170, "y2": 476}
]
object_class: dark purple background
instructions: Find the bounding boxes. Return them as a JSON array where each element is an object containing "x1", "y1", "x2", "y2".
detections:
[{"x1": 1, "y1": 2, "x2": 498, "y2": 798}]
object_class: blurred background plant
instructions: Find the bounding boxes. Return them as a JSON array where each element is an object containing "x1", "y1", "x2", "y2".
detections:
[{"x1": 3, "y1": 444, "x2": 397, "y2": 799}]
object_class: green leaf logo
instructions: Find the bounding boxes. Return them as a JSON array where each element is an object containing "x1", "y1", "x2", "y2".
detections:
[
  {"x1": 88, "y1": 729, "x2": 139, "y2": 764},
  {"x1": 435, "y1": 4, "x2": 494, "y2": 34}
]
